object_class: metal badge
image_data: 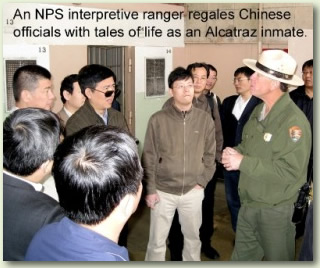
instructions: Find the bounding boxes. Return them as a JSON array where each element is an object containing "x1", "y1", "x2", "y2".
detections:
[{"x1": 264, "y1": 133, "x2": 272, "y2": 142}]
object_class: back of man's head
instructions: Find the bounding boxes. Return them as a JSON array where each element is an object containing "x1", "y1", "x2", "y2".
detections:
[
  {"x1": 52, "y1": 125, "x2": 143, "y2": 225},
  {"x1": 78, "y1": 64, "x2": 116, "y2": 96},
  {"x1": 13, "y1": 65, "x2": 51, "y2": 102},
  {"x1": 3, "y1": 108, "x2": 62, "y2": 176},
  {"x1": 60, "y1": 74, "x2": 79, "y2": 104}
]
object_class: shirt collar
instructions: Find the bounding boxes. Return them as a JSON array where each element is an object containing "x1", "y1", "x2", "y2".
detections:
[
  {"x1": 9, "y1": 106, "x2": 19, "y2": 113},
  {"x1": 4, "y1": 170, "x2": 43, "y2": 192},
  {"x1": 63, "y1": 107, "x2": 72, "y2": 117},
  {"x1": 98, "y1": 109, "x2": 108, "y2": 125}
]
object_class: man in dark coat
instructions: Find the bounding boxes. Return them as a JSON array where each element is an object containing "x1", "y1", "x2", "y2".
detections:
[
  {"x1": 3, "y1": 108, "x2": 64, "y2": 260},
  {"x1": 220, "y1": 66, "x2": 261, "y2": 232},
  {"x1": 66, "y1": 64, "x2": 129, "y2": 136},
  {"x1": 290, "y1": 59, "x2": 313, "y2": 239}
]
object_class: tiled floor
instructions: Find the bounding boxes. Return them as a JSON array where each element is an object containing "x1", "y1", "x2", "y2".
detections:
[{"x1": 126, "y1": 180, "x2": 303, "y2": 261}]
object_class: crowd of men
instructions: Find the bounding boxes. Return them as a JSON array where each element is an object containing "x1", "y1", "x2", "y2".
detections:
[{"x1": 3, "y1": 50, "x2": 313, "y2": 261}]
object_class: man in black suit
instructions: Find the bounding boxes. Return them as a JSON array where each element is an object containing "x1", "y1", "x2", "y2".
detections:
[
  {"x1": 3, "y1": 108, "x2": 64, "y2": 261},
  {"x1": 290, "y1": 59, "x2": 313, "y2": 239},
  {"x1": 220, "y1": 66, "x2": 261, "y2": 232}
]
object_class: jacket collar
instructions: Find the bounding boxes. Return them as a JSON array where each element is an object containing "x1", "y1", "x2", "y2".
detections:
[
  {"x1": 253, "y1": 92, "x2": 291, "y2": 123},
  {"x1": 83, "y1": 99, "x2": 106, "y2": 118},
  {"x1": 3, "y1": 170, "x2": 43, "y2": 192},
  {"x1": 169, "y1": 102, "x2": 193, "y2": 119},
  {"x1": 193, "y1": 94, "x2": 207, "y2": 104}
]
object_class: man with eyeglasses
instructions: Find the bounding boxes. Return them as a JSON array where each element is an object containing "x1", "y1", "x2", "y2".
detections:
[
  {"x1": 289, "y1": 59, "x2": 313, "y2": 239},
  {"x1": 201, "y1": 63, "x2": 224, "y2": 259},
  {"x1": 162, "y1": 63, "x2": 222, "y2": 260},
  {"x1": 205, "y1": 64, "x2": 222, "y2": 109},
  {"x1": 220, "y1": 66, "x2": 261, "y2": 233},
  {"x1": 164, "y1": 62, "x2": 222, "y2": 260},
  {"x1": 143, "y1": 67, "x2": 216, "y2": 261},
  {"x1": 66, "y1": 64, "x2": 129, "y2": 136}
]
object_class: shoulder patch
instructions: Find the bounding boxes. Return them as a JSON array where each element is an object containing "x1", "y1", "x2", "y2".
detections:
[{"x1": 289, "y1": 126, "x2": 302, "y2": 142}]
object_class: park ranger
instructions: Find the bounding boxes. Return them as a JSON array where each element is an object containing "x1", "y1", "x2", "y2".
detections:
[{"x1": 221, "y1": 50, "x2": 311, "y2": 261}]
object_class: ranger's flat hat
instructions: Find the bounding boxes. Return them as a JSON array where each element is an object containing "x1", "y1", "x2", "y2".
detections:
[{"x1": 243, "y1": 50, "x2": 304, "y2": 86}]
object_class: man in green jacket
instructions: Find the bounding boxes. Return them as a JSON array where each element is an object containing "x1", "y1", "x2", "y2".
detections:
[
  {"x1": 222, "y1": 50, "x2": 311, "y2": 261},
  {"x1": 143, "y1": 67, "x2": 216, "y2": 261},
  {"x1": 66, "y1": 64, "x2": 129, "y2": 136}
]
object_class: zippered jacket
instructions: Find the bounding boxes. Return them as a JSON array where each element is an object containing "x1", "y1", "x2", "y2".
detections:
[
  {"x1": 142, "y1": 103, "x2": 216, "y2": 195},
  {"x1": 163, "y1": 94, "x2": 223, "y2": 161}
]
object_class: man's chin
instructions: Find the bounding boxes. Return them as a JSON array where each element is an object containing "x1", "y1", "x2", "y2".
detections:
[{"x1": 194, "y1": 89, "x2": 204, "y2": 94}]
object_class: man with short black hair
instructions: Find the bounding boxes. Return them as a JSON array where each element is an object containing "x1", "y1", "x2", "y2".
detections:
[
  {"x1": 143, "y1": 67, "x2": 216, "y2": 261},
  {"x1": 290, "y1": 59, "x2": 313, "y2": 239},
  {"x1": 65, "y1": 64, "x2": 131, "y2": 246},
  {"x1": 205, "y1": 64, "x2": 222, "y2": 109},
  {"x1": 25, "y1": 125, "x2": 143, "y2": 261},
  {"x1": 3, "y1": 108, "x2": 64, "y2": 261},
  {"x1": 221, "y1": 66, "x2": 261, "y2": 232},
  {"x1": 13, "y1": 64, "x2": 55, "y2": 111},
  {"x1": 66, "y1": 64, "x2": 129, "y2": 136},
  {"x1": 11, "y1": 64, "x2": 58, "y2": 200},
  {"x1": 166, "y1": 62, "x2": 222, "y2": 260},
  {"x1": 57, "y1": 74, "x2": 85, "y2": 125},
  {"x1": 289, "y1": 59, "x2": 313, "y2": 180}
]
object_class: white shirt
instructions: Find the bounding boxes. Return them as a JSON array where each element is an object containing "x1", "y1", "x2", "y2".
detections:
[
  {"x1": 98, "y1": 109, "x2": 108, "y2": 125},
  {"x1": 259, "y1": 104, "x2": 268, "y2": 121},
  {"x1": 4, "y1": 170, "x2": 43, "y2": 192},
  {"x1": 232, "y1": 95, "x2": 251, "y2": 120},
  {"x1": 9, "y1": 106, "x2": 19, "y2": 114},
  {"x1": 63, "y1": 106, "x2": 72, "y2": 118}
]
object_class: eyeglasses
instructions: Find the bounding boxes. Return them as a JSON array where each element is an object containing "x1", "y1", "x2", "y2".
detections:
[
  {"x1": 93, "y1": 85, "x2": 117, "y2": 98},
  {"x1": 302, "y1": 71, "x2": 313, "y2": 76},
  {"x1": 173, "y1": 84, "x2": 194, "y2": 90},
  {"x1": 233, "y1": 78, "x2": 249, "y2": 84}
]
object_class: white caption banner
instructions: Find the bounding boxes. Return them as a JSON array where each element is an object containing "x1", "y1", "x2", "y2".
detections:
[{"x1": 3, "y1": 3, "x2": 185, "y2": 47}]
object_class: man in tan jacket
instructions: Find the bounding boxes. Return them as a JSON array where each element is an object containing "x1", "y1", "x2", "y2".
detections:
[
  {"x1": 143, "y1": 67, "x2": 216, "y2": 261},
  {"x1": 165, "y1": 63, "x2": 222, "y2": 260}
]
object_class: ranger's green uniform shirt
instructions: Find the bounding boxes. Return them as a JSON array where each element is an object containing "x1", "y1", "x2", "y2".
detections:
[{"x1": 236, "y1": 93, "x2": 311, "y2": 207}]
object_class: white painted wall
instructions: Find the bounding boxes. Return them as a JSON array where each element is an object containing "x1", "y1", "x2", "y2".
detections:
[
  {"x1": 288, "y1": 29, "x2": 313, "y2": 77},
  {"x1": 135, "y1": 46, "x2": 173, "y2": 153}
]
